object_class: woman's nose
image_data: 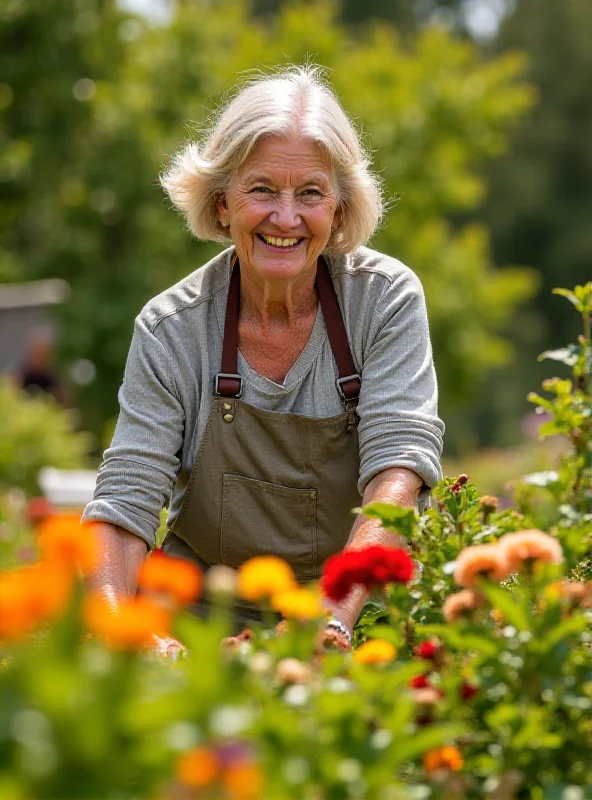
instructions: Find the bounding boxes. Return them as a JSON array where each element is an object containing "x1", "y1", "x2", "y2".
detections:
[{"x1": 270, "y1": 194, "x2": 301, "y2": 230}]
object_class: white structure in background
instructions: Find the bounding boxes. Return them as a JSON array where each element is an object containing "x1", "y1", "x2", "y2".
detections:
[
  {"x1": 38, "y1": 467, "x2": 98, "y2": 509},
  {"x1": 0, "y1": 279, "x2": 70, "y2": 375}
]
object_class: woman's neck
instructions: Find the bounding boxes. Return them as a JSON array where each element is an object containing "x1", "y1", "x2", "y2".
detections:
[{"x1": 238, "y1": 263, "x2": 318, "y2": 328}]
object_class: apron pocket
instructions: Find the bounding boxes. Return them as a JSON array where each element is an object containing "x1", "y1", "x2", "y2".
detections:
[{"x1": 220, "y1": 473, "x2": 317, "y2": 578}]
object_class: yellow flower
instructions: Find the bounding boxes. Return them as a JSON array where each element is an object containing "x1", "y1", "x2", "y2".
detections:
[
  {"x1": 175, "y1": 747, "x2": 220, "y2": 788},
  {"x1": 353, "y1": 639, "x2": 396, "y2": 665},
  {"x1": 271, "y1": 587, "x2": 325, "y2": 620},
  {"x1": 237, "y1": 556, "x2": 297, "y2": 602},
  {"x1": 423, "y1": 745, "x2": 463, "y2": 772}
]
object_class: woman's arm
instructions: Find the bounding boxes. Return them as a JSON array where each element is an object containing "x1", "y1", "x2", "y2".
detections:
[
  {"x1": 86, "y1": 522, "x2": 149, "y2": 609},
  {"x1": 325, "y1": 466, "x2": 422, "y2": 635}
]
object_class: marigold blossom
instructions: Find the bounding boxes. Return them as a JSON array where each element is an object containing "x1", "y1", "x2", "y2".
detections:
[
  {"x1": 222, "y1": 761, "x2": 264, "y2": 799},
  {"x1": 453, "y1": 543, "x2": 510, "y2": 588},
  {"x1": 498, "y1": 529, "x2": 563, "y2": 575},
  {"x1": 83, "y1": 593, "x2": 171, "y2": 650},
  {"x1": 271, "y1": 587, "x2": 325, "y2": 620},
  {"x1": 138, "y1": 550, "x2": 202, "y2": 607},
  {"x1": 0, "y1": 562, "x2": 73, "y2": 641},
  {"x1": 176, "y1": 747, "x2": 220, "y2": 787},
  {"x1": 423, "y1": 745, "x2": 464, "y2": 772},
  {"x1": 443, "y1": 588, "x2": 485, "y2": 622},
  {"x1": 238, "y1": 556, "x2": 297, "y2": 602},
  {"x1": 37, "y1": 515, "x2": 98, "y2": 575},
  {"x1": 321, "y1": 545, "x2": 414, "y2": 603},
  {"x1": 353, "y1": 639, "x2": 396, "y2": 665}
]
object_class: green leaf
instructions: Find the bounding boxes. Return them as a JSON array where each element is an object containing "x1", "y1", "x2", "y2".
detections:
[
  {"x1": 480, "y1": 583, "x2": 531, "y2": 631},
  {"x1": 389, "y1": 723, "x2": 468, "y2": 765},
  {"x1": 540, "y1": 614, "x2": 587, "y2": 653},
  {"x1": 358, "y1": 502, "x2": 417, "y2": 538}
]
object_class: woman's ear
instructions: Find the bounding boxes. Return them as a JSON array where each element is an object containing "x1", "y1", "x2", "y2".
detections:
[
  {"x1": 216, "y1": 194, "x2": 230, "y2": 229},
  {"x1": 332, "y1": 206, "x2": 342, "y2": 232}
]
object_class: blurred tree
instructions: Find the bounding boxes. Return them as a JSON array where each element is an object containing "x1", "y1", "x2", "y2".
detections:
[
  {"x1": 0, "y1": 0, "x2": 536, "y2": 452},
  {"x1": 463, "y1": 0, "x2": 592, "y2": 446}
]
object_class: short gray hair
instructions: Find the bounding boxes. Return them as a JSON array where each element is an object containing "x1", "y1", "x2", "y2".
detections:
[{"x1": 160, "y1": 66, "x2": 384, "y2": 254}]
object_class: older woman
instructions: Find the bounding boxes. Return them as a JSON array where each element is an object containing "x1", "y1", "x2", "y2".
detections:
[{"x1": 82, "y1": 66, "x2": 444, "y2": 648}]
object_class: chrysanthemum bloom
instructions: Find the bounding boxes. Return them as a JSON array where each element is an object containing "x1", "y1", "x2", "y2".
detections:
[
  {"x1": 443, "y1": 588, "x2": 485, "y2": 622},
  {"x1": 558, "y1": 581, "x2": 592, "y2": 608},
  {"x1": 138, "y1": 550, "x2": 202, "y2": 608},
  {"x1": 37, "y1": 515, "x2": 98, "y2": 575},
  {"x1": 83, "y1": 593, "x2": 171, "y2": 650},
  {"x1": 423, "y1": 745, "x2": 463, "y2": 772},
  {"x1": 478, "y1": 495, "x2": 499, "y2": 521},
  {"x1": 271, "y1": 587, "x2": 325, "y2": 621},
  {"x1": 238, "y1": 556, "x2": 297, "y2": 602},
  {"x1": 353, "y1": 639, "x2": 396, "y2": 665},
  {"x1": 176, "y1": 747, "x2": 220, "y2": 788},
  {"x1": 222, "y1": 761, "x2": 264, "y2": 799},
  {"x1": 321, "y1": 545, "x2": 414, "y2": 603},
  {"x1": 275, "y1": 657, "x2": 313, "y2": 685},
  {"x1": 453, "y1": 543, "x2": 510, "y2": 588},
  {"x1": 498, "y1": 529, "x2": 563, "y2": 575}
]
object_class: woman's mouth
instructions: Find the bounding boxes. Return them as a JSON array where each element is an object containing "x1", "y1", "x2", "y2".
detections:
[{"x1": 256, "y1": 233, "x2": 304, "y2": 251}]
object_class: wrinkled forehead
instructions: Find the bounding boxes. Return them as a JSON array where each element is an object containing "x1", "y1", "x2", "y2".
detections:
[{"x1": 236, "y1": 133, "x2": 336, "y2": 184}]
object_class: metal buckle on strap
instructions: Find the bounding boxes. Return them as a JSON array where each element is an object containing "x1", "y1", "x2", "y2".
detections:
[
  {"x1": 214, "y1": 373, "x2": 243, "y2": 398},
  {"x1": 336, "y1": 374, "x2": 361, "y2": 403}
]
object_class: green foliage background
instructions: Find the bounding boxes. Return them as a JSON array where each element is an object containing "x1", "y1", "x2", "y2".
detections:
[{"x1": 2, "y1": 0, "x2": 589, "y2": 454}]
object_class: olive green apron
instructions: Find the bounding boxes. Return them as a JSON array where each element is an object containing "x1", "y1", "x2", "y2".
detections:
[{"x1": 163, "y1": 255, "x2": 361, "y2": 621}]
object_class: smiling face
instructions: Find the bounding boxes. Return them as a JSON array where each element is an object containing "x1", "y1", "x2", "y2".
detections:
[{"x1": 217, "y1": 135, "x2": 341, "y2": 286}]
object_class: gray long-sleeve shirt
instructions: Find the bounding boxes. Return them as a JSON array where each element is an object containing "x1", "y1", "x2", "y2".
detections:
[{"x1": 82, "y1": 245, "x2": 444, "y2": 547}]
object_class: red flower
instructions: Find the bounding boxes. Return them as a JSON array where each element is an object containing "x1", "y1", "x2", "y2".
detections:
[
  {"x1": 409, "y1": 674, "x2": 431, "y2": 689},
  {"x1": 321, "y1": 545, "x2": 414, "y2": 603},
  {"x1": 415, "y1": 640, "x2": 440, "y2": 660},
  {"x1": 460, "y1": 682, "x2": 478, "y2": 700}
]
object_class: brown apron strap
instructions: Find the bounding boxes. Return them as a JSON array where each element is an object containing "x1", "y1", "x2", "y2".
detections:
[
  {"x1": 315, "y1": 257, "x2": 361, "y2": 403},
  {"x1": 215, "y1": 254, "x2": 361, "y2": 403}
]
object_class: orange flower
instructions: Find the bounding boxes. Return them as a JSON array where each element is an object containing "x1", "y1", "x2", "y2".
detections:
[
  {"x1": 238, "y1": 556, "x2": 297, "y2": 602},
  {"x1": 453, "y1": 543, "x2": 510, "y2": 588},
  {"x1": 423, "y1": 745, "x2": 464, "y2": 772},
  {"x1": 222, "y1": 761, "x2": 263, "y2": 800},
  {"x1": 498, "y1": 530, "x2": 563, "y2": 574},
  {"x1": 0, "y1": 562, "x2": 73, "y2": 641},
  {"x1": 138, "y1": 550, "x2": 202, "y2": 608},
  {"x1": 442, "y1": 589, "x2": 484, "y2": 622},
  {"x1": 271, "y1": 587, "x2": 325, "y2": 621},
  {"x1": 37, "y1": 515, "x2": 98, "y2": 575},
  {"x1": 558, "y1": 581, "x2": 592, "y2": 607},
  {"x1": 176, "y1": 747, "x2": 220, "y2": 788},
  {"x1": 83, "y1": 593, "x2": 170, "y2": 650},
  {"x1": 353, "y1": 639, "x2": 396, "y2": 665}
]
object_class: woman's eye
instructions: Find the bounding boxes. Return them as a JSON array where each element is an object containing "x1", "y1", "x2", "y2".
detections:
[
  {"x1": 250, "y1": 186, "x2": 272, "y2": 194},
  {"x1": 301, "y1": 189, "x2": 323, "y2": 197}
]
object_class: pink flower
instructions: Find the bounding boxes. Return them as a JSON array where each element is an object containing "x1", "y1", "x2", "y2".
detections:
[
  {"x1": 442, "y1": 589, "x2": 484, "y2": 622},
  {"x1": 453, "y1": 543, "x2": 510, "y2": 588},
  {"x1": 498, "y1": 530, "x2": 563, "y2": 574}
]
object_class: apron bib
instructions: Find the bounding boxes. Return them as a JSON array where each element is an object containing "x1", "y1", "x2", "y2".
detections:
[{"x1": 163, "y1": 256, "x2": 361, "y2": 618}]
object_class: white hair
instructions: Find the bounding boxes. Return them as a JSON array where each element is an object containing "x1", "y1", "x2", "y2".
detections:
[{"x1": 160, "y1": 66, "x2": 384, "y2": 254}]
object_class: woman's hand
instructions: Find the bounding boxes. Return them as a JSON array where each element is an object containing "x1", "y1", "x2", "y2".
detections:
[{"x1": 152, "y1": 634, "x2": 187, "y2": 660}]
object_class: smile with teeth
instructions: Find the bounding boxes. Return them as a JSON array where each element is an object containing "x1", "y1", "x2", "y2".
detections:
[{"x1": 258, "y1": 234, "x2": 303, "y2": 248}]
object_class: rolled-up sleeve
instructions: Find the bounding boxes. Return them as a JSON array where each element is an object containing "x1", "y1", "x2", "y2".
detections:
[
  {"x1": 356, "y1": 268, "x2": 444, "y2": 495},
  {"x1": 81, "y1": 316, "x2": 185, "y2": 547}
]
